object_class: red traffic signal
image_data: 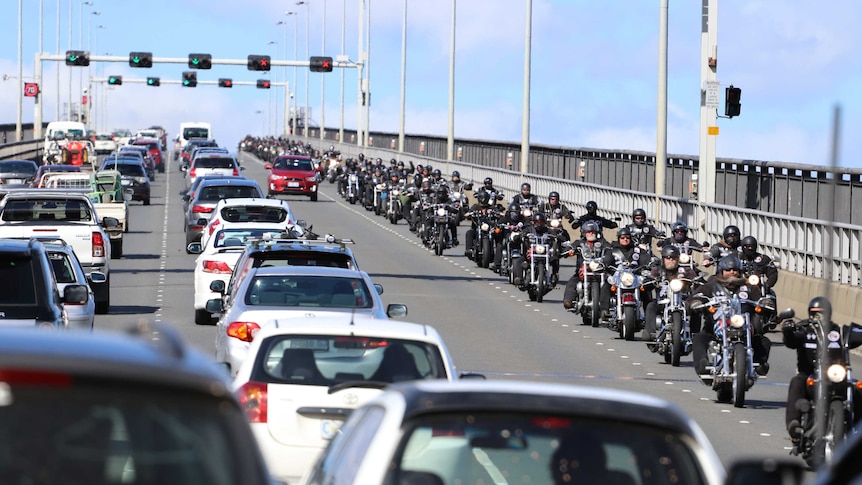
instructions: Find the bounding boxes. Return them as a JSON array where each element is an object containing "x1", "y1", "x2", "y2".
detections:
[
  {"x1": 256, "y1": 79, "x2": 271, "y2": 89},
  {"x1": 725, "y1": 85, "x2": 742, "y2": 118},
  {"x1": 310, "y1": 56, "x2": 333, "y2": 73},
  {"x1": 218, "y1": 78, "x2": 233, "y2": 88},
  {"x1": 248, "y1": 55, "x2": 271, "y2": 71}
]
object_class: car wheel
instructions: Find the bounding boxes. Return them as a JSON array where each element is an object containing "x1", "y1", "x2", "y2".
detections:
[
  {"x1": 310, "y1": 193, "x2": 318, "y2": 202},
  {"x1": 94, "y1": 282, "x2": 110, "y2": 315},
  {"x1": 194, "y1": 309, "x2": 213, "y2": 326},
  {"x1": 143, "y1": 197, "x2": 151, "y2": 206},
  {"x1": 110, "y1": 239, "x2": 123, "y2": 259}
]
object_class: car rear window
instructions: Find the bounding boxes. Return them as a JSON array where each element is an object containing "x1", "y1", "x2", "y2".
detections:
[
  {"x1": 0, "y1": 256, "x2": 36, "y2": 305},
  {"x1": 0, "y1": 383, "x2": 253, "y2": 484},
  {"x1": 393, "y1": 414, "x2": 707, "y2": 485},
  {"x1": 213, "y1": 229, "x2": 285, "y2": 249},
  {"x1": 105, "y1": 164, "x2": 145, "y2": 178},
  {"x1": 197, "y1": 185, "x2": 262, "y2": 202},
  {"x1": 272, "y1": 158, "x2": 313, "y2": 171},
  {"x1": 0, "y1": 162, "x2": 37, "y2": 174},
  {"x1": 245, "y1": 275, "x2": 373, "y2": 308},
  {"x1": 252, "y1": 251, "x2": 353, "y2": 269},
  {"x1": 252, "y1": 335, "x2": 447, "y2": 386},
  {"x1": 1, "y1": 199, "x2": 93, "y2": 223},
  {"x1": 220, "y1": 205, "x2": 286, "y2": 223},
  {"x1": 194, "y1": 158, "x2": 236, "y2": 169}
]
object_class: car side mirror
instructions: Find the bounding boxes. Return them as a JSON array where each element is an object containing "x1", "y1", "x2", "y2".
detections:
[
  {"x1": 844, "y1": 322, "x2": 862, "y2": 350},
  {"x1": 123, "y1": 189, "x2": 133, "y2": 201},
  {"x1": 205, "y1": 298, "x2": 225, "y2": 314},
  {"x1": 724, "y1": 458, "x2": 803, "y2": 485},
  {"x1": 186, "y1": 242, "x2": 203, "y2": 254},
  {"x1": 102, "y1": 216, "x2": 120, "y2": 228},
  {"x1": 264, "y1": 164, "x2": 272, "y2": 170},
  {"x1": 62, "y1": 284, "x2": 89, "y2": 305},
  {"x1": 209, "y1": 280, "x2": 226, "y2": 294},
  {"x1": 459, "y1": 372, "x2": 486, "y2": 380},
  {"x1": 88, "y1": 271, "x2": 107, "y2": 284},
  {"x1": 386, "y1": 303, "x2": 408, "y2": 318}
]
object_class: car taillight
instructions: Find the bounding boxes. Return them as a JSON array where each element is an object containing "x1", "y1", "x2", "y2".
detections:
[
  {"x1": 92, "y1": 231, "x2": 105, "y2": 258},
  {"x1": 202, "y1": 260, "x2": 232, "y2": 274},
  {"x1": 238, "y1": 381, "x2": 268, "y2": 423},
  {"x1": 208, "y1": 219, "x2": 221, "y2": 235},
  {"x1": 189, "y1": 168, "x2": 196, "y2": 178},
  {"x1": 192, "y1": 205, "x2": 213, "y2": 213},
  {"x1": 0, "y1": 369, "x2": 72, "y2": 387},
  {"x1": 232, "y1": 167, "x2": 239, "y2": 176},
  {"x1": 227, "y1": 321, "x2": 260, "y2": 342}
]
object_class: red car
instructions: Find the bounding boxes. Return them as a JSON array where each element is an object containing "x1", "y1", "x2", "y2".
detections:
[
  {"x1": 265, "y1": 155, "x2": 320, "y2": 201},
  {"x1": 131, "y1": 137, "x2": 164, "y2": 173}
]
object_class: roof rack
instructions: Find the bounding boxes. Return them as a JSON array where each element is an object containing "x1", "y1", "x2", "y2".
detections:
[{"x1": 247, "y1": 232, "x2": 355, "y2": 251}]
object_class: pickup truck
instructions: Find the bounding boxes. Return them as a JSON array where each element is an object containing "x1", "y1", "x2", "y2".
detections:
[
  {"x1": 0, "y1": 189, "x2": 118, "y2": 314},
  {"x1": 42, "y1": 172, "x2": 130, "y2": 257}
]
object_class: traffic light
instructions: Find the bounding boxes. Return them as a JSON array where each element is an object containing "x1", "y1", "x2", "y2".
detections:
[
  {"x1": 65, "y1": 50, "x2": 89, "y2": 66},
  {"x1": 188, "y1": 53, "x2": 212, "y2": 70},
  {"x1": 182, "y1": 71, "x2": 198, "y2": 87},
  {"x1": 256, "y1": 79, "x2": 271, "y2": 89},
  {"x1": 107, "y1": 75, "x2": 123, "y2": 86},
  {"x1": 146, "y1": 77, "x2": 160, "y2": 87},
  {"x1": 129, "y1": 51, "x2": 153, "y2": 68},
  {"x1": 725, "y1": 85, "x2": 742, "y2": 118},
  {"x1": 309, "y1": 56, "x2": 334, "y2": 73},
  {"x1": 218, "y1": 78, "x2": 233, "y2": 88},
  {"x1": 248, "y1": 54, "x2": 271, "y2": 71}
]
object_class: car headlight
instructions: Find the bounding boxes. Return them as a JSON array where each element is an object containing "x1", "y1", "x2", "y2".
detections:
[
  {"x1": 134, "y1": 176, "x2": 147, "y2": 184},
  {"x1": 679, "y1": 253, "x2": 690, "y2": 264},
  {"x1": 480, "y1": 223, "x2": 490, "y2": 231},
  {"x1": 535, "y1": 245, "x2": 547, "y2": 254},
  {"x1": 729, "y1": 314, "x2": 746, "y2": 328},
  {"x1": 669, "y1": 279, "x2": 684, "y2": 292},
  {"x1": 588, "y1": 261, "x2": 600, "y2": 271},
  {"x1": 827, "y1": 364, "x2": 848, "y2": 383},
  {"x1": 269, "y1": 174, "x2": 285, "y2": 180},
  {"x1": 620, "y1": 272, "x2": 636, "y2": 287},
  {"x1": 306, "y1": 176, "x2": 318, "y2": 182},
  {"x1": 747, "y1": 274, "x2": 760, "y2": 286},
  {"x1": 436, "y1": 207, "x2": 447, "y2": 216}
]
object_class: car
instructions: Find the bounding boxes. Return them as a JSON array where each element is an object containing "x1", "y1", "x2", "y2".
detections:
[
  {"x1": 31, "y1": 164, "x2": 82, "y2": 188},
  {"x1": 234, "y1": 317, "x2": 460, "y2": 484},
  {"x1": 0, "y1": 160, "x2": 39, "y2": 188},
  {"x1": 199, "y1": 197, "x2": 297, "y2": 248},
  {"x1": 180, "y1": 173, "x2": 241, "y2": 215},
  {"x1": 179, "y1": 138, "x2": 219, "y2": 169},
  {"x1": 190, "y1": 225, "x2": 292, "y2": 325},
  {"x1": 265, "y1": 155, "x2": 321, "y2": 201},
  {"x1": 148, "y1": 125, "x2": 169, "y2": 150},
  {"x1": 210, "y1": 266, "x2": 408, "y2": 375},
  {"x1": 111, "y1": 127, "x2": 133, "y2": 146},
  {"x1": 99, "y1": 159, "x2": 151, "y2": 205},
  {"x1": 222, "y1": 234, "x2": 359, "y2": 309},
  {"x1": 42, "y1": 237, "x2": 105, "y2": 330},
  {"x1": 186, "y1": 153, "x2": 242, "y2": 188},
  {"x1": 0, "y1": 323, "x2": 276, "y2": 484},
  {"x1": 93, "y1": 133, "x2": 118, "y2": 155},
  {"x1": 131, "y1": 137, "x2": 165, "y2": 173},
  {"x1": 0, "y1": 237, "x2": 88, "y2": 328},
  {"x1": 118, "y1": 145, "x2": 156, "y2": 179},
  {"x1": 301, "y1": 379, "x2": 727, "y2": 485},
  {"x1": 183, "y1": 178, "x2": 264, "y2": 247}
]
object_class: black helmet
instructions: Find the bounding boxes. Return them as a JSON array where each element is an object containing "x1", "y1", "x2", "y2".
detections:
[
  {"x1": 484, "y1": 177, "x2": 493, "y2": 187},
  {"x1": 717, "y1": 255, "x2": 742, "y2": 272},
  {"x1": 397, "y1": 161, "x2": 405, "y2": 168},
  {"x1": 532, "y1": 212, "x2": 547, "y2": 225},
  {"x1": 548, "y1": 191, "x2": 560, "y2": 200},
  {"x1": 375, "y1": 157, "x2": 383, "y2": 165},
  {"x1": 476, "y1": 191, "x2": 490, "y2": 205},
  {"x1": 616, "y1": 226, "x2": 633, "y2": 238},
  {"x1": 451, "y1": 170, "x2": 460, "y2": 178},
  {"x1": 661, "y1": 244, "x2": 680, "y2": 259},
  {"x1": 581, "y1": 221, "x2": 600, "y2": 234},
  {"x1": 808, "y1": 296, "x2": 832, "y2": 320},
  {"x1": 508, "y1": 202, "x2": 520, "y2": 213},
  {"x1": 586, "y1": 201, "x2": 598, "y2": 213},
  {"x1": 632, "y1": 208, "x2": 646, "y2": 222},
  {"x1": 741, "y1": 236, "x2": 758, "y2": 257},
  {"x1": 358, "y1": 153, "x2": 365, "y2": 161},
  {"x1": 671, "y1": 221, "x2": 688, "y2": 242},
  {"x1": 723, "y1": 225, "x2": 741, "y2": 247},
  {"x1": 390, "y1": 158, "x2": 397, "y2": 165},
  {"x1": 520, "y1": 182, "x2": 531, "y2": 192},
  {"x1": 425, "y1": 164, "x2": 433, "y2": 172},
  {"x1": 421, "y1": 179, "x2": 432, "y2": 191},
  {"x1": 432, "y1": 169, "x2": 442, "y2": 178}
]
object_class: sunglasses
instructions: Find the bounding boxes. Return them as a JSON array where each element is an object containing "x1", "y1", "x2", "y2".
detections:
[
  {"x1": 723, "y1": 268, "x2": 740, "y2": 272},
  {"x1": 619, "y1": 236, "x2": 631, "y2": 239},
  {"x1": 663, "y1": 256, "x2": 677, "y2": 259}
]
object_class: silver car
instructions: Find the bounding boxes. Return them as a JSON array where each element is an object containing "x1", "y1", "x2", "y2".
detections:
[
  {"x1": 0, "y1": 160, "x2": 39, "y2": 187},
  {"x1": 43, "y1": 240, "x2": 106, "y2": 330},
  {"x1": 183, "y1": 177, "x2": 263, "y2": 248}
]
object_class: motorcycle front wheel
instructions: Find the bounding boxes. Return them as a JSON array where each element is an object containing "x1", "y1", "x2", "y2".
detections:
[
  {"x1": 590, "y1": 281, "x2": 601, "y2": 328},
  {"x1": 812, "y1": 400, "x2": 847, "y2": 466},
  {"x1": 435, "y1": 227, "x2": 446, "y2": 256},
  {"x1": 480, "y1": 239, "x2": 492, "y2": 268},
  {"x1": 621, "y1": 306, "x2": 637, "y2": 341},
  {"x1": 733, "y1": 342, "x2": 747, "y2": 408},
  {"x1": 536, "y1": 265, "x2": 547, "y2": 303},
  {"x1": 671, "y1": 312, "x2": 684, "y2": 367}
]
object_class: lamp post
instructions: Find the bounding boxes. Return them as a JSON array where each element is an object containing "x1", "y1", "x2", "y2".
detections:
[
  {"x1": 91, "y1": 24, "x2": 104, "y2": 132},
  {"x1": 277, "y1": 13, "x2": 296, "y2": 137},
  {"x1": 16, "y1": 0, "x2": 22, "y2": 141},
  {"x1": 78, "y1": 1, "x2": 93, "y2": 123},
  {"x1": 86, "y1": 10, "x2": 99, "y2": 129},
  {"x1": 67, "y1": 0, "x2": 72, "y2": 120},
  {"x1": 339, "y1": 0, "x2": 346, "y2": 143},
  {"x1": 297, "y1": 1, "x2": 309, "y2": 137},
  {"x1": 446, "y1": 0, "x2": 455, "y2": 162},
  {"x1": 519, "y1": 0, "x2": 531, "y2": 179},
  {"x1": 397, "y1": 0, "x2": 406, "y2": 153},
  {"x1": 320, "y1": 0, "x2": 327, "y2": 142}
]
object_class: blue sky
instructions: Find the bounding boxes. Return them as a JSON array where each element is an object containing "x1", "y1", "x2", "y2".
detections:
[{"x1": 2, "y1": 0, "x2": 861, "y2": 169}]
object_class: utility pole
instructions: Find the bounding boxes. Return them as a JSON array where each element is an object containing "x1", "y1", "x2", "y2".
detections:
[
  {"x1": 697, "y1": 0, "x2": 718, "y2": 223},
  {"x1": 655, "y1": 0, "x2": 669, "y2": 223}
]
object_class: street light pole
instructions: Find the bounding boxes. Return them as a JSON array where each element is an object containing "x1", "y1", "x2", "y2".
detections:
[
  {"x1": 397, "y1": 0, "x2": 406, "y2": 153},
  {"x1": 320, "y1": 0, "x2": 327, "y2": 142},
  {"x1": 56, "y1": 0, "x2": 60, "y2": 122},
  {"x1": 357, "y1": 0, "x2": 364, "y2": 148},
  {"x1": 34, "y1": 0, "x2": 44, "y2": 139},
  {"x1": 519, "y1": 0, "x2": 531, "y2": 179},
  {"x1": 78, "y1": 1, "x2": 93, "y2": 123},
  {"x1": 297, "y1": 1, "x2": 309, "y2": 138},
  {"x1": 364, "y1": 0, "x2": 371, "y2": 147},
  {"x1": 86, "y1": 10, "x2": 99, "y2": 129},
  {"x1": 655, "y1": 0, "x2": 668, "y2": 226},
  {"x1": 339, "y1": 0, "x2": 345, "y2": 143},
  {"x1": 16, "y1": 0, "x2": 23, "y2": 141},
  {"x1": 277, "y1": 18, "x2": 289, "y2": 137},
  {"x1": 292, "y1": 11, "x2": 298, "y2": 136},
  {"x1": 67, "y1": 0, "x2": 72, "y2": 120},
  {"x1": 268, "y1": 40, "x2": 278, "y2": 137},
  {"x1": 446, "y1": 0, "x2": 455, "y2": 162}
]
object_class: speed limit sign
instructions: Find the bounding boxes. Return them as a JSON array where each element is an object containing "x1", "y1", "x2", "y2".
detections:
[{"x1": 23, "y1": 83, "x2": 39, "y2": 97}]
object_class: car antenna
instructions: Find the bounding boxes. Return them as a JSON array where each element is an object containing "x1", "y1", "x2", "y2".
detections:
[{"x1": 349, "y1": 306, "x2": 356, "y2": 326}]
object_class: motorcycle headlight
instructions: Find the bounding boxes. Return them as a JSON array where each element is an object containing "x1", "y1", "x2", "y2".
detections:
[
  {"x1": 551, "y1": 219, "x2": 561, "y2": 228},
  {"x1": 480, "y1": 223, "x2": 490, "y2": 231},
  {"x1": 729, "y1": 314, "x2": 746, "y2": 328},
  {"x1": 827, "y1": 364, "x2": 848, "y2": 383},
  {"x1": 522, "y1": 209, "x2": 532, "y2": 218},
  {"x1": 679, "y1": 253, "x2": 690, "y2": 264},
  {"x1": 392, "y1": 189, "x2": 400, "y2": 195},
  {"x1": 620, "y1": 272, "x2": 636, "y2": 287},
  {"x1": 535, "y1": 245, "x2": 547, "y2": 254},
  {"x1": 747, "y1": 274, "x2": 760, "y2": 286},
  {"x1": 376, "y1": 183, "x2": 385, "y2": 190},
  {"x1": 436, "y1": 207, "x2": 447, "y2": 217},
  {"x1": 588, "y1": 261, "x2": 600, "y2": 271},
  {"x1": 669, "y1": 279, "x2": 684, "y2": 292},
  {"x1": 349, "y1": 174, "x2": 358, "y2": 182}
]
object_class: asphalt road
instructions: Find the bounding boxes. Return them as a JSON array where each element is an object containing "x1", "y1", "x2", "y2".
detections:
[{"x1": 94, "y1": 151, "x2": 814, "y2": 471}]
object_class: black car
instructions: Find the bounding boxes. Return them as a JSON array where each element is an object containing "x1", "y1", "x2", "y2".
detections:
[
  {"x1": 0, "y1": 323, "x2": 275, "y2": 483},
  {"x1": 100, "y1": 159, "x2": 151, "y2": 205},
  {"x1": 0, "y1": 237, "x2": 88, "y2": 327}
]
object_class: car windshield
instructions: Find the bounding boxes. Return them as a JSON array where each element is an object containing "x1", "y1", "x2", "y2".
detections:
[
  {"x1": 96, "y1": 134, "x2": 113, "y2": 141},
  {"x1": 194, "y1": 158, "x2": 235, "y2": 169},
  {"x1": 196, "y1": 185, "x2": 261, "y2": 202},
  {"x1": 0, "y1": 162, "x2": 37, "y2": 174},
  {"x1": 213, "y1": 229, "x2": 285, "y2": 249},
  {"x1": 245, "y1": 275, "x2": 373, "y2": 308},
  {"x1": 392, "y1": 413, "x2": 707, "y2": 485},
  {"x1": 253, "y1": 335, "x2": 446, "y2": 386},
  {"x1": 219, "y1": 205, "x2": 286, "y2": 223},
  {"x1": 0, "y1": 255, "x2": 36, "y2": 305},
  {"x1": 0, "y1": 385, "x2": 248, "y2": 484},
  {"x1": 273, "y1": 158, "x2": 313, "y2": 171},
  {"x1": 1, "y1": 199, "x2": 93, "y2": 223}
]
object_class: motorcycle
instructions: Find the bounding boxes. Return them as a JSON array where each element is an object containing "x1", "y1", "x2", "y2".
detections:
[
  {"x1": 425, "y1": 202, "x2": 457, "y2": 256},
  {"x1": 345, "y1": 173, "x2": 360, "y2": 205},
  {"x1": 386, "y1": 183, "x2": 405, "y2": 224},
  {"x1": 373, "y1": 182, "x2": 388, "y2": 216},
  {"x1": 468, "y1": 207, "x2": 501, "y2": 268},
  {"x1": 573, "y1": 245, "x2": 605, "y2": 327},
  {"x1": 607, "y1": 260, "x2": 650, "y2": 340},
  {"x1": 647, "y1": 275, "x2": 702, "y2": 366},
  {"x1": 784, "y1": 308, "x2": 862, "y2": 467},
  {"x1": 522, "y1": 227, "x2": 559, "y2": 303},
  {"x1": 742, "y1": 257, "x2": 781, "y2": 332},
  {"x1": 693, "y1": 293, "x2": 762, "y2": 407}
]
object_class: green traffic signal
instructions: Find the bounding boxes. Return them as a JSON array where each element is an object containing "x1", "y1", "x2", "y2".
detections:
[
  {"x1": 188, "y1": 53, "x2": 212, "y2": 70},
  {"x1": 129, "y1": 52, "x2": 153, "y2": 68},
  {"x1": 65, "y1": 50, "x2": 89, "y2": 66},
  {"x1": 146, "y1": 77, "x2": 160, "y2": 87},
  {"x1": 107, "y1": 75, "x2": 123, "y2": 86}
]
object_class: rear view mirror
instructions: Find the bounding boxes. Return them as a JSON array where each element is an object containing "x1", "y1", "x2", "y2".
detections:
[{"x1": 844, "y1": 322, "x2": 862, "y2": 350}]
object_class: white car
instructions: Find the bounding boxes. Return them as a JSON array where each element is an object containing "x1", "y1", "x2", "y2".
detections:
[
  {"x1": 190, "y1": 224, "x2": 291, "y2": 326},
  {"x1": 186, "y1": 153, "x2": 241, "y2": 188},
  {"x1": 42, "y1": 239, "x2": 106, "y2": 330},
  {"x1": 233, "y1": 316, "x2": 460, "y2": 484},
  {"x1": 199, "y1": 197, "x2": 298, "y2": 248},
  {"x1": 210, "y1": 266, "x2": 408, "y2": 376},
  {"x1": 93, "y1": 133, "x2": 118, "y2": 155}
]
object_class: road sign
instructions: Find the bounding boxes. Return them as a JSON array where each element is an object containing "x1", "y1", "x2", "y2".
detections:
[
  {"x1": 708, "y1": 126, "x2": 719, "y2": 136},
  {"x1": 705, "y1": 80, "x2": 720, "y2": 109},
  {"x1": 23, "y1": 83, "x2": 39, "y2": 97}
]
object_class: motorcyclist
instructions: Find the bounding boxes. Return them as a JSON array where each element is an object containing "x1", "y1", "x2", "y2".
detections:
[
  {"x1": 464, "y1": 191, "x2": 504, "y2": 260},
  {"x1": 627, "y1": 208, "x2": 663, "y2": 250},
  {"x1": 572, "y1": 201, "x2": 618, "y2": 238},
  {"x1": 657, "y1": 221, "x2": 701, "y2": 249},
  {"x1": 562, "y1": 221, "x2": 609, "y2": 311},
  {"x1": 539, "y1": 191, "x2": 574, "y2": 242},
  {"x1": 411, "y1": 179, "x2": 436, "y2": 235},
  {"x1": 689, "y1": 255, "x2": 771, "y2": 376},
  {"x1": 510, "y1": 182, "x2": 540, "y2": 208},
  {"x1": 703, "y1": 225, "x2": 742, "y2": 268},
  {"x1": 494, "y1": 202, "x2": 526, "y2": 274},
  {"x1": 600, "y1": 226, "x2": 650, "y2": 320},
  {"x1": 643, "y1": 244, "x2": 703, "y2": 342},
  {"x1": 511, "y1": 212, "x2": 554, "y2": 288},
  {"x1": 739, "y1": 236, "x2": 778, "y2": 288},
  {"x1": 449, "y1": 171, "x2": 468, "y2": 192},
  {"x1": 475, "y1": 177, "x2": 502, "y2": 202}
]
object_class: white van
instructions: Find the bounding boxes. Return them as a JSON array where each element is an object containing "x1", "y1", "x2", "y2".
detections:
[{"x1": 44, "y1": 121, "x2": 88, "y2": 145}]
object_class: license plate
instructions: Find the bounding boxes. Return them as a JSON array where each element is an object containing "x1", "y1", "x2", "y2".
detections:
[
  {"x1": 321, "y1": 419, "x2": 344, "y2": 440},
  {"x1": 288, "y1": 182, "x2": 300, "y2": 188},
  {"x1": 291, "y1": 339, "x2": 329, "y2": 351},
  {"x1": 121, "y1": 180, "x2": 132, "y2": 186},
  {"x1": 5, "y1": 179, "x2": 23, "y2": 185}
]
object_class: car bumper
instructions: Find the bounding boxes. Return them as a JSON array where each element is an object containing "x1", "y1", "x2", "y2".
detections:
[
  {"x1": 269, "y1": 180, "x2": 318, "y2": 195},
  {"x1": 250, "y1": 425, "x2": 322, "y2": 484}
]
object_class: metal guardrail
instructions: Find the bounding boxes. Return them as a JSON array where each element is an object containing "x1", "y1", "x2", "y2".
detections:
[{"x1": 0, "y1": 139, "x2": 41, "y2": 163}]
